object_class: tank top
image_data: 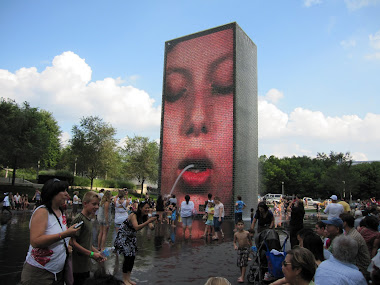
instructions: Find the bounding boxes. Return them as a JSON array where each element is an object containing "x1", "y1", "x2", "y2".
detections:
[
  {"x1": 114, "y1": 198, "x2": 129, "y2": 224},
  {"x1": 25, "y1": 206, "x2": 68, "y2": 277}
]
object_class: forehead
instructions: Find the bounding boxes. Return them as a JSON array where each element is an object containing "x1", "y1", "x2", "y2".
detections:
[{"x1": 166, "y1": 29, "x2": 233, "y2": 68}]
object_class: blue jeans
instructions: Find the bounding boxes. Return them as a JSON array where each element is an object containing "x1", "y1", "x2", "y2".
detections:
[{"x1": 213, "y1": 217, "x2": 224, "y2": 232}]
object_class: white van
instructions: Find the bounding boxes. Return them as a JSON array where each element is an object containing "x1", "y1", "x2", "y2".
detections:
[{"x1": 263, "y1": 193, "x2": 283, "y2": 203}]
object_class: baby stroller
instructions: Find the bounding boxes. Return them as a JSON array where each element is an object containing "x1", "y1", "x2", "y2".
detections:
[{"x1": 247, "y1": 229, "x2": 289, "y2": 284}]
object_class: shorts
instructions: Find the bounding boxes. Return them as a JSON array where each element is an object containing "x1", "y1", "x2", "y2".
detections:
[
  {"x1": 213, "y1": 217, "x2": 224, "y2": 232},
  {"x1": 237, "y1": 248, "x2": 250, "y2": 267},
  {"x1": 21, "y1": 262, "x2": 64, "y2": 285},
  {"x1": 181, "y1": 216, "x2": 193, "y2": 226},
  {"x1": 205, "y1": 220, "x2": 214, "y2": 226},
  {"x1": 234, "y1": 212, "x2": 243, "y2": 224}
]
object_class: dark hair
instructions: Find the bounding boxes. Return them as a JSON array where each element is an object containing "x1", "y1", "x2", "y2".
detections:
[
  {"x1": 208, "y1": 193, "x2": 212, "y2": 199},
  {"x1": 135, "y1": 201, "x2": 149, "y2": 224},
  {"x1": 362, "y1": 216, "x2": 379, "y2": 231},
  {"x1": 257, "y1": 202, "x2": 268, "y2": 213},
  {"x1": 287, "y1": 247, "x2": 316, "y2": 282},
  {"x1": 297, "y1": 228, "x2": 314, "y2": 240},
  {"x1": 315, "y1": 221, "x2": 326, "y2": 229},
  {"x1": 41, "y1": 179, "x2": 69, "y2": 213},
  {"x1": 236, "y1": 219, "x2": 244, "y2": 225},
  {"x1": 237, "y1": 195, "x2": 242, "y2": 200},
  {"x1": 185, "y1": 195, "x2": 190, "y2": 204},
  {"x1": 303, "y1": 233, "x2": 325, "y2": 262},
  {"x1": 340, "y1": 213, "x2": 355, "y2": 228}
]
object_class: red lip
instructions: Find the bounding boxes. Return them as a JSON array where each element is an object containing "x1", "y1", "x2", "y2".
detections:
[{"x1": 178, "y1": 150, "x2": 213, "y2": 188}]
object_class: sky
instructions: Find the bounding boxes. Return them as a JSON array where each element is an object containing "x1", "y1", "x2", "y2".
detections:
[{"x1": 1, "y1": 0, "x2": 379, "y2": 161}]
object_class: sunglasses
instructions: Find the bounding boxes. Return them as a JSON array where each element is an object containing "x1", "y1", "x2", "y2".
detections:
[{"x1": 282, "y1": 260, "x2": 291, "y2": 267}]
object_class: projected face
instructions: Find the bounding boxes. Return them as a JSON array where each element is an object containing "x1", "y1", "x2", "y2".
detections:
[{"x1": 160, "y1": 28, "x2": 234, "y2": 214}]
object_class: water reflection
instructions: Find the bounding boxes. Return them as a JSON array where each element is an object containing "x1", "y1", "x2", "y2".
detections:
[{"x1": 0, "y1": 211, "x2": 319, "y2": 285}]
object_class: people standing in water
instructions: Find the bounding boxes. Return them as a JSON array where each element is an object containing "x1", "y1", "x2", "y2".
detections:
[
  {"x1": 97, "y1": 190, "x2": 112, "y2": 252},
  {"x1": 114, "y1": 201, "x2": 156, "y2": 285},
  {"x1": 250, "y1": 202, "x2": 274, "y2": 233},
  {"x1": 180, "y1": 195, "x2": 195, "y2": 238},
  {"x1": 287, "y1": 195, "x2": 305, "y2": 248},
  {"x1": 213, "y1": 197, "x2": 225, "y2": 240},
  {"x1": 21, "y1": 179, "x2": 81, "y2": 284},
  {"x1": 234, "y1": 196, "x2": 246, "y2": 231}
]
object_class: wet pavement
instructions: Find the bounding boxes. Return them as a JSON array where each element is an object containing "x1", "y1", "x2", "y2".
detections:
[{"x1": 0, "y1": 211, "x2": 321, "y2": 285}]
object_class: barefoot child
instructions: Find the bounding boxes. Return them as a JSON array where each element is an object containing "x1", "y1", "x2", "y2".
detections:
[
  {"x1": 202, "y1": 202, "x2": 215, "y2": 238},
  {"x1": 233, "y1": 220, "x2": 252, "y2": 283}
]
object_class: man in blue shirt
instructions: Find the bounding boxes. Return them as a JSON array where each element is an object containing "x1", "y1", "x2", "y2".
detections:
[{"x1": 315, "y1": 235, "x2": 367, "y2": 285}]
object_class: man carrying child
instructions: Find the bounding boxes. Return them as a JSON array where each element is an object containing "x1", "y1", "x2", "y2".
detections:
[{"x1": 234, "y1": 220, "x2": 252, "y2": 283}]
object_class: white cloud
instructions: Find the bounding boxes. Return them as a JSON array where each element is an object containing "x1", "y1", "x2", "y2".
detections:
[
  {"x1": 365, "y1": 52, "x2": 380, "y2": 60},
  {"x1": 264, "y1": 88, "x2": 284, "y2": 104},
  {"x1": 365, "y1": 30, "x2": 380, "y2": 60},
  {"x1": 304, "y1": 0, "x2": 322, "y2": 7},
  {"x1": 59, "y1": 132, "x2": 71, "y2": 148},
  {"x1": 340, "y1": 39, "x2": 357, "y2": 49},
  {"x1": 351, "y1": 152, "x2": 368, "y2": 161},
  {"x1": 258, "y1": 92, "x2": 380, "y2": 159},
  {"x1": 369, "y1": 30, "x2": 380, "y2": 50},
  {"x1": 0, "y1": 51, "x2": 161, "y2": 138},
  {"x1": 344, "y1": 0, "x2": 380, "y2": 10}
]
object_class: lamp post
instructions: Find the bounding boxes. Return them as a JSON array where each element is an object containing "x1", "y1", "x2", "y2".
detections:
[
  {"x1": 281, "y1": 181, "x2": 285, "y2": 196},
  {"x1": 342, "y1": 180, "x2": 345, "y2": 199}
]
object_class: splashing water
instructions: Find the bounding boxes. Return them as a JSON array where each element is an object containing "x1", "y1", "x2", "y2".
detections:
[{"x1": 169, "y1": 164, "x2": 194, "y2": 195}]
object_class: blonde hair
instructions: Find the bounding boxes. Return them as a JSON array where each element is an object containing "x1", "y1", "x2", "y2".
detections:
[
  {"x1": 82, "y1": 191, "x2": 99, "y2": 204},
  {"x1": 204, "y1": 277, "x2": 231, "y2": 285},
  {"x1": 100, "y1": 191, "x2": 112, "y2": 206}
]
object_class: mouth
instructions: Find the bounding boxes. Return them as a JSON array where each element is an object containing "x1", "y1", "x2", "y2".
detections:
[{"x1": 178, "y1": 155, "x2": 213, "y2": 188}]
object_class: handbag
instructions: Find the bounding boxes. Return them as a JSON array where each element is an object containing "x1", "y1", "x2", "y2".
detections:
[{"x1": 52, "y1": 210, "x2": 74, "y2": 285}]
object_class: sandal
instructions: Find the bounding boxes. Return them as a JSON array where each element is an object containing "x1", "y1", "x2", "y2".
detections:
[{"x1": 212, "y1": 236, "x2": 219, "y2": 240}]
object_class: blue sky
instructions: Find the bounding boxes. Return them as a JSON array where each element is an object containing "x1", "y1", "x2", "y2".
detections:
[{"x1": 1, "y1": 0, "x2": 380, "y2": 160}]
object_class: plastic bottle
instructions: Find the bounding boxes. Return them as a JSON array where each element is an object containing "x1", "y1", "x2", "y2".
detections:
[{"x1": 102, "y1": 247, "x2": 111, "y2": 257}]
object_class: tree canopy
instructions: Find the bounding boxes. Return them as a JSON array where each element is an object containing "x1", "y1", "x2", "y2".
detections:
[
  {"x1": 0, "y1": 98, "x2": 61, "y2": 185},
  {"x1": 70, "y1": 116, "x2": 118, "y2": 189},
  {"x1": 122, "y1": 136, "x2": 159, "y2": 197}
]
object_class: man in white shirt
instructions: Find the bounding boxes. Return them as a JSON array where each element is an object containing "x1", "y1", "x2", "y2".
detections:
[{"x1": 324, "y1": 195, "x2": 344, "y2": 220}]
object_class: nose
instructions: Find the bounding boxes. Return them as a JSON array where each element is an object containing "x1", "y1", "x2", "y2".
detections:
[{"x1": 182, "y1": 87, "x2": 209, "y2": 137}]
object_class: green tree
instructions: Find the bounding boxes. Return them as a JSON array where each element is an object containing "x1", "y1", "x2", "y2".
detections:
[
  {"x1": 39, "y1": 110, "x2": 62, "y2": 169},
  {"x1": 70, "y1": 116, "x2": 117, "y2": 189},
  {"x1": 0, "y1": 98, "x2": 60, "y2": 185},
  {"x1": 122, "y1": 136, "x2": 159, "y2": 197}
]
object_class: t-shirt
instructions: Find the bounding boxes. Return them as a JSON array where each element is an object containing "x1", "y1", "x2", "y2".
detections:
[
  {"x1": 3, "y1": 196, "x2": 10, "y2": 207},
  {"x1": 180, "y1": 201, "x2": 194, "y2": 218},
  {"x1": 324, "y1": 203, "x2": 344, "y2": 219},
  {"x1": 254, "y1": 210, "x2": 273, "y2": 227},
  {"x1": 207, "y1": 207, "x2": 214, "y2": 221},
  {"x1": 214, "y1": 203, "x2": 225, "y2": 218},
  {"x1": 72, "y1": 213, "x2": 93, "y2": 273},
  {"x1": 235, "y1": 200, "x2": 246, "y2": 213}
]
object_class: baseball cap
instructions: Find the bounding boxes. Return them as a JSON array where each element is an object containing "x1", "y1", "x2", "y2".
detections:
[
  {"x1": 322, "y1": 217, "x2": 343, "y2": 229},
  {"x1": 354, "y1": 210, "x2": 363, "y2": 218},
  {"x1": 330, "y1": 195, "x2": 338, "y2": 200}
]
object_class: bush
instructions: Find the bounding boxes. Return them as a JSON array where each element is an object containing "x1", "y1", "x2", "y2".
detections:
[{"x1": 73, "y1": 176, "x2": 91, "y2": 187}]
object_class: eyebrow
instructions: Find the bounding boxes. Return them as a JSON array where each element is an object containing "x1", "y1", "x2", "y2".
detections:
[{"x1": 208, "y1": 54, "x2": 233, "y2": 81}]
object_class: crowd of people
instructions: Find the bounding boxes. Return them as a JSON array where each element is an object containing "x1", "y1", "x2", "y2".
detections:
[{"x1": 3, "y1": 181, "x2": 380, "y2": 285}]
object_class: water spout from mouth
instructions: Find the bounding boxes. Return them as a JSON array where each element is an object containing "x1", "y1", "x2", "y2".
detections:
[{"x1": 169, "y1": 164, "x2": 194, "y2": 195}]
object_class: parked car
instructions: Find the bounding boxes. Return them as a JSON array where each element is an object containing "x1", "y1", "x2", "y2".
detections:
[{"x1": 263, "y1": 193, "x2": 283, "y2": 204}]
